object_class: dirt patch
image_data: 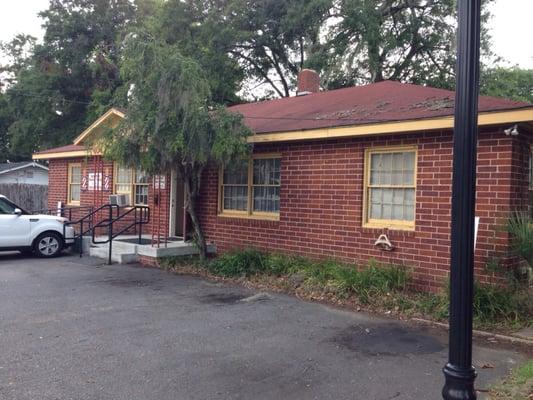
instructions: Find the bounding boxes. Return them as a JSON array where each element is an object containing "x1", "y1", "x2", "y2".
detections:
[
  {"x1": 329, "y1": 323, "x2": 445, "y2": 357},
  {"x1": 198, "y1": 292, "x2": 247, "y2": 305},
  {"x1": 98, "y1": 277, "x2": 160, "y2": 288}
]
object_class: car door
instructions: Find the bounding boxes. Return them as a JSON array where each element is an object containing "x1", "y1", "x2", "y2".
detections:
[{"x1": 0, "y1": 198, "x2": 32, "y2": 248}]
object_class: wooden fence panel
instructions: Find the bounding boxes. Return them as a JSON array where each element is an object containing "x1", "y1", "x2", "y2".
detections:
[{"x1": 0, "y1": 184, "x2": 48, "y2": 212}]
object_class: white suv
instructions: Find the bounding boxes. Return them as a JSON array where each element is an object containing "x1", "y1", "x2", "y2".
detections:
[{"x1": 0, "y1": 195, "x2": 75, "y2": 257}]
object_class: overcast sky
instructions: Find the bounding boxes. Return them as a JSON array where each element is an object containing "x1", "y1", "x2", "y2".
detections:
[{"x1": 0, "y1": 0, "x2": 532, "y2": 69}]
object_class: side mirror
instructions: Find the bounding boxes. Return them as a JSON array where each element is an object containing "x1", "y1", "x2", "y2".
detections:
[{"x1": 13, "y1": 208, "x2": 22, "y2": 216}]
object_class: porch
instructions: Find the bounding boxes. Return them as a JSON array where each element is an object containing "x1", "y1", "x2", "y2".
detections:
[{"x1": 80, "y1": 234, "x2": 216, "y2": 264}]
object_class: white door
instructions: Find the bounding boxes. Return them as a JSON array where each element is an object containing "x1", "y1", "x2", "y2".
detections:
[{"x1": 0, "y1": 197, "x2": 32, "y2": 247}]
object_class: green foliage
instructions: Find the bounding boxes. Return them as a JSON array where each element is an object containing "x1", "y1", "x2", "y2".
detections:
[
  {"x1": 480, "y1": 67, "x2": 533, "y2": 103},
  {"x1": 102, "y1": 32, "x2": 251, "y2": 174},
  {"x1": 490, "y1": 359, "x2": 533, "y2": 400},
  {"x1": 224, "y1": 0, "x2": 332, "y2": 98},
  {"x1": 208, "y1": 248, "x2": 267, "y2": 277},
  {"x1": 506, "y1": 211, "x2": 533, "y2": 268},
  {"x1": 166, "y1": 249, "x2": 531, "y2": 329},
  {"x1": 322, "y1": 0, "x2": 494, "y2": 89},
  {"x1": 0, "y1": 0, "x2": 137, "y2": 159},
  {"x1": 208, "y1": 249, "x2": 409, "y2": 303},
  {"x1": 102, "y1": 32, "x2": 252, "y2": 259},
  {"x1": 146, "y1": 0, "x2": 244, "y2": 104}
]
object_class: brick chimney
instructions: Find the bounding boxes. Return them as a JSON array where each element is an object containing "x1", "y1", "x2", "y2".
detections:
[{"x1": 296, "y1": 69, "x2": 320, "y2": 96}]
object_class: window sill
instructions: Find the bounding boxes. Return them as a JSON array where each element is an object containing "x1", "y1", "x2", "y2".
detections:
[
  {"x1": 218, "y1": 212, "x2": 280, "y2": 221},
  {"x1": 67, "y1": 201, "x2": 80, "y2": 206},
  {"x1": 362, "y1": 222, "x2": 415, "y2": 232}
]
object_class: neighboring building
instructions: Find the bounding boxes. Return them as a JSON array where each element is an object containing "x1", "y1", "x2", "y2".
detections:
[
  {"x1": 0, "y1": 161, "x2": 49, "y2": 185},
  {"x1": 33, "y1": 71, "x2": 533, "y2": 290}
]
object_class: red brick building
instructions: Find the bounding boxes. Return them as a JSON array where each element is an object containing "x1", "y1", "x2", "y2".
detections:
[{"x1": 33, "y1": 75, "x2": 533, "y2": 290}]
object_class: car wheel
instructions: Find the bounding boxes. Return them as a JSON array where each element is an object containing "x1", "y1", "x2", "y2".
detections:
[{"x1": 33, "y1": 232, "x2": 63, "y2": 258}]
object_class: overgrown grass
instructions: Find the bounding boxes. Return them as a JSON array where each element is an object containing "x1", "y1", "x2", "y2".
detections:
[
  {"x1": 160, "y1": 248, "x2": 532, "y2": 330},
  {"x1": 489, "y1": 359, "x2": 533, "y2": 400},
  {"x1": 208, "y1": 249, "x2": 409, "y2": 303}
]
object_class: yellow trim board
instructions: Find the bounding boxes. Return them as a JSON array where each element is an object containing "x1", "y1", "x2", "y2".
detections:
[
  {"x1": 73, "y1": 107, "x2": 125, "y2": 145},
  {"x1": 33, "y1": 150, "x2": 101, "y2": 160},
  {"x1": 247, "y1": 108, "x2": 533, "y2": 144}
]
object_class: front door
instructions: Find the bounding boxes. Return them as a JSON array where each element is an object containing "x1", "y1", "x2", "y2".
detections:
[{"x1": 169, "y1": 169, "x2": 186, "y2": 238}]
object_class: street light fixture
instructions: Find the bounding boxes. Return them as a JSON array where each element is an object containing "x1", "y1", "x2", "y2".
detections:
[{"x1": 442, "y1": 0, "x2": 481, "y2": 399}]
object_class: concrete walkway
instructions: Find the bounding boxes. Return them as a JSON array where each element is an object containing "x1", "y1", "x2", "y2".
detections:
[{"x1": 0, "y1": 253, "x2": 528, "y2": 400}]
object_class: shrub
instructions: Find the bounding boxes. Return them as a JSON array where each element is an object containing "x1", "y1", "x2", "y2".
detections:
[
  {"x1": 208, "y1": 248, "x2": 267, "y2": 277},
  {"x1": 506, "y1": 211, "x2": 533, "y2": 272}
]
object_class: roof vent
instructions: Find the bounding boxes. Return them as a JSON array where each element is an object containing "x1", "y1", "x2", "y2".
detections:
[{"x1": 296, "y1": 69, "x2": 320, "y2": 96}]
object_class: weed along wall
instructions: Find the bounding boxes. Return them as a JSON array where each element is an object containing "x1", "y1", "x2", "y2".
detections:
[{"x1": 197, "y1": 128, "x2": 530, "y2": 291}]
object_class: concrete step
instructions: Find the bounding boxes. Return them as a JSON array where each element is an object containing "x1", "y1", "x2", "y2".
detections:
[{"x1": 88, "y1": 245, "x2": 138, "y2": 264}]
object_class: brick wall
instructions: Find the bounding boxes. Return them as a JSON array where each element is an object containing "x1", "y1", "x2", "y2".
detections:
[
  {"x1": 47, "y1": 157, "x2": 172, "y2": 241},
  {"x1": 197, "y1": 128, "x2": 530, "y2": 291}
]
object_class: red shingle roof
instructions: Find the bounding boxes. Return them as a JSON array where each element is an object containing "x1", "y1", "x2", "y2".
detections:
[{"x1": 228, "y1": 80, "x2": 532, "y2": 134}]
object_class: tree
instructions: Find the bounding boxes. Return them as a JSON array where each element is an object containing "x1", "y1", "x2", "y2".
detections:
[
  {"x1": 222, "y1": 0, "x2": 332, "y2": 98},
  {"x1": 141, "y1": 0, "x2": 244, "y2": 105},
  {"x1": 101, "y1": 33, "x2": 252, "y2": 259},
  {"x1": 321, "y1": 0, "x2": 493, "y2": 90},
  {"x1": 480, "y1": 67, "x2": 533, "y2": 103},
  {"x1": 0, "y1": 0, "x2": 138, "y2": 160},
  {"x1": 0, "y1": 93, "x2": 13, "y2": 162}
]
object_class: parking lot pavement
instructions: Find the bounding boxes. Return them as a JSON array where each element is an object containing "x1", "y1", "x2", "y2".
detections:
[{"x1": 0, "y1": 253, "x2": 528, "y2": 400}]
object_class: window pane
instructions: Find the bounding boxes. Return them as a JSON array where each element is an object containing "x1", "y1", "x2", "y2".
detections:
[
  {"x1": 382, "y1": 204, "x2": 392, "y2": 219},
  {"x1": 117, "y1": 166, "x2": 131, "y2": 184},
  {"x1": 253, "y1": 186, "x2": 280, "y2": 212},
  {"x1": 135, "y1": 185, "x2": 148, "y2": 205},
  {"x1": 370, "y1": 188, "x2": 382, "y2": 204},
  {"x1": 135, "y1": 169, "x2": 149, "y2": 184},
  {"x1": 404, "y1": 204, "x2": 415, "y2": 221},
  {"x1": 392, "y1": 204, "x2": 403, "y2": 220},
  {"x1": 223, "y1": 160, "x2": 248, "y2": 185},
  {"x1": 370, "y1": 203, "x2": 381, "y2": 219},
  {"x1": 71, "y1": 166, "x2": 81, "y2": 184},
  {"x1": 367, "y1": 183, "x2": 415, "y2": 222},
  {"x1": 0, "y1": 198, "x2": 16, "y2": 214},
  {"x1": 383, "y1": 188, "x2": 393, "y2": 203},
  {"x1": 253, "y1": 158, "x2": 280, "y2": 185},
  {"x1": 223, "y1": 186, "x2": 248, "y2": 211},
  {"x1": 70, "y1": 184, "x2": 81, "y2": 202}
]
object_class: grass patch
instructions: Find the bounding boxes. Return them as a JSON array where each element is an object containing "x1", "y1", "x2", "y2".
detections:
[
  {"x1": 160, "y1": 249, "x2": 532, "y2": 331},
  {"x1": 208, "y1": 249, "x2": 409, "y2": 303},
  {"x1": 489, "y1": 359, "x2": 533, "y2": 400}
]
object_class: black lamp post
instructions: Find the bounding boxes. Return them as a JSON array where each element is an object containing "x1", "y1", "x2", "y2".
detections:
[{"x1": 442, "y1": 0, "x2": 481, "y2": 399}]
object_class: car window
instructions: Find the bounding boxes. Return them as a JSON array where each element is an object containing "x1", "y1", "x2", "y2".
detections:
[{"x1": 0, "y1": 198, "x2": 17, "y2": 214}]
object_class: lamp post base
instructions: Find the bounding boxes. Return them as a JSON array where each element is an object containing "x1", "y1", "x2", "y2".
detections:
[{"x1": 442, "y1": 363, "x2": 477, "y2": 400}]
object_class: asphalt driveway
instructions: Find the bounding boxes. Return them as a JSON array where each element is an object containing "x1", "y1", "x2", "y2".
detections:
[{"x1": 0, "y1": 253, "x2": 528, "y2": 400}]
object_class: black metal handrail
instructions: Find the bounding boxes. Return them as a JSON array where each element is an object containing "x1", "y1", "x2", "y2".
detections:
[
  {"x1": 91, "y1": 205, "x2": 150, "y2": 264},
  {"x1": 63, "y1": 204, "x2": 120, "y2": 257}
]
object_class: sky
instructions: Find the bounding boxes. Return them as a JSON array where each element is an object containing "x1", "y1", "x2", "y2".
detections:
[{"x1": 0, "y1": 0, "x2": 532, "y2": 69}]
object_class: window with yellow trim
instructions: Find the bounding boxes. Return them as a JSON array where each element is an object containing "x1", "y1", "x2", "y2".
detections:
[
  {"x1": 113, "y1": 165, "x2": 149, "y2": 206},
  {"x1": 220, "y1": 156, "x2": 281, "y2": 217},
  {"x1": 133, "y1": 169, "x2": 149, "y2": 206},
  {"x1": 67, "y1": 164, "x2": 81, "y2": 204},
  {"x1": 364, "y1": 147, "x2": 417, "y2": 229}
]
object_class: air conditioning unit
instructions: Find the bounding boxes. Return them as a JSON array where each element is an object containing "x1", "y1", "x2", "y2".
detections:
[{"x1": 109, "y1": 194, "x2": 129, "y2": 207}]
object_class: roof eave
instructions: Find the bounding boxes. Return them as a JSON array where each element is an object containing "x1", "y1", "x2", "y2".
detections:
[
  {"x1": 247, "y1": 108, "x2": 533, "y2": 144},
  {"x1": 72, "y1": 107, "x2": 126, "y2": 146},
  {"x1": 32, "y1": 149, "x2": 101, "y2": 160}
]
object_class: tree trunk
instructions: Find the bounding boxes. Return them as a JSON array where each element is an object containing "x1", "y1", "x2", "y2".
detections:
[{"x1": 183, "y1": 176, "x2": 207, "y2": 261}]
